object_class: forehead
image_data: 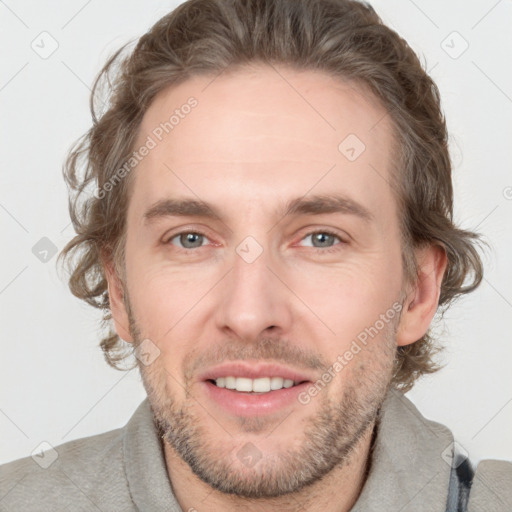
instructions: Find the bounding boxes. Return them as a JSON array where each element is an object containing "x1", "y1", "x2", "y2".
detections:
[{"x1": 130, "y1": 64, "x2": 396, "y2": 224}]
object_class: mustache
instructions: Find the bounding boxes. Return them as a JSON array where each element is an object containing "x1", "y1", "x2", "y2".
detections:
[{"x1": 183, "y1": 336, "x2": 329, "y2": 380}]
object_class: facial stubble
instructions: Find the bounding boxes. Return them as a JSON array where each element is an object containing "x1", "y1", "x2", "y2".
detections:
[{"x1": 124, "y1": 291, "x2": 398, "y2": 499}]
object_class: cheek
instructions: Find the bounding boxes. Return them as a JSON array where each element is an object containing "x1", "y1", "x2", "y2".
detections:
[
  {"x1": 126, "y1": 258, "x2": 216, "y2": 341},
  {"x1": 299, "y1": 246, "x2": 400, "y2": 294},
  {"x1": 286, "y1": 251, "x2": 402, "y2": 339}
]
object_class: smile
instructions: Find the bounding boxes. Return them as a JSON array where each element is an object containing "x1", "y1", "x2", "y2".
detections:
[{"x1": 210, "y1": 376, "x2": 304, "y2": 393}]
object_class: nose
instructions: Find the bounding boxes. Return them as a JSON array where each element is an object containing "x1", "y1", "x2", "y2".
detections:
[{"x1": 216, "y1": 241, "x2": 292, "y2": 342}]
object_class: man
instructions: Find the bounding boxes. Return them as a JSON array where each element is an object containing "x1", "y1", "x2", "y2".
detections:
[{"x1": 1, "y1": 0, "x2": 510, "y2": 510}]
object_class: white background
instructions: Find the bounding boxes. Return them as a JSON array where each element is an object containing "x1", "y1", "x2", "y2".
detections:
[{"x1": 1, "y1": 0, "x2": 511, "y2": 466}]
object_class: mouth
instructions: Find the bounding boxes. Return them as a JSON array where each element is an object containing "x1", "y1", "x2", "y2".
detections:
[
  {"x1": 207, "y1": 376, "x2": 308, "y2": 394},
  {"x1": 198, "y1": 361, "x2": 314, "y2": 416}
]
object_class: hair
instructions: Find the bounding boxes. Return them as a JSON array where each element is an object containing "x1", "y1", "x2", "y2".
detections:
[{"x1": 58, "y1": 0, "x2": 486, "y2": 393}]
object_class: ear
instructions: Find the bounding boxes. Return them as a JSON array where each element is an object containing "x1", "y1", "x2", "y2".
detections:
[
  {"x1": 102, "y1": 253, "x2": 134, "y2": 343},
  {"x1": 396, "y1": 244, "x2": 448, "y2": 347}
]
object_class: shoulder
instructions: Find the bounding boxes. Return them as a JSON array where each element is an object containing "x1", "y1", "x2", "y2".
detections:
[
  {"x1": 468, "y1": 459, "x2": 512, "y2": 511},
  {"x1": 0, "y1": 427, "x2": 135, "y2": 512}
]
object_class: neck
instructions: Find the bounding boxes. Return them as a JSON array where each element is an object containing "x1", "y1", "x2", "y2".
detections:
[{"x1": 163, "y1": 419, "x2": 377, "y2": 512}]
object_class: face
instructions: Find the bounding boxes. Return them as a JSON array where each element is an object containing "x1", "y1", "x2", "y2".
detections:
[{"x1": 113, "y1": 64, "x2": 408, "y2": 498}]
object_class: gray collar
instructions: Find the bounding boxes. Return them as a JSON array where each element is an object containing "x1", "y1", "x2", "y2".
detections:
[
  {"x1": 123, "y1": 399, "x2": 182, "y2": 511},
  {"x1": 351, "y1": 388, "x2": 453, "y2": 511}
]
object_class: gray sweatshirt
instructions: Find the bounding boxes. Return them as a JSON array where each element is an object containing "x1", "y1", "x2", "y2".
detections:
[{"x1": 0, "y1": 388, "x2": 510, "y2": 511}]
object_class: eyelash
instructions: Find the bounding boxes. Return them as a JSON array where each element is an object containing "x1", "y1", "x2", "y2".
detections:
[
  {"x1": 164, "y1": 229, "x2": 347, "y2": 255},
  {"x1": 305, "y1": 230, "x2": 346, "y2": 254}
]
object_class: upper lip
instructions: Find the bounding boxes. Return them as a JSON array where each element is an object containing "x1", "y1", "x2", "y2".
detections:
[{"x1": 197, "y1": 361, "x2": 315, "y2": 383}]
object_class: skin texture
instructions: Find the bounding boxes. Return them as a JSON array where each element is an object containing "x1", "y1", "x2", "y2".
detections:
[{"x1": 104, "y1": 64, "x2": 447, "y2": 512}]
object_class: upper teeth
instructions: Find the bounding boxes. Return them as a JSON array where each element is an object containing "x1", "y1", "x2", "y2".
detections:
[{"x1": 215, "y1": 376, "x2": 296, "y2": 392}]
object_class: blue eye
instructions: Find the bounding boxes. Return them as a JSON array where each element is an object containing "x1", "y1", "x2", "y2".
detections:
[
  {"x1": 298, "y1": 230, "x2": 345, "y2": 254},
  {"x1": 302, "y1": 231, "x2": 340, "y2": 248},
  {"x1": 165, "y1": 229, "x2": 346, "y2": 254},
  {"x1": 168, "y1": 232, "x2": 207, "y2": 249}
]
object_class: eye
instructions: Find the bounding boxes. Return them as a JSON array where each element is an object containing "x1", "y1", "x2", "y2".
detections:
[
  {"x1": 166, "y1": 231, "x2": 209, "y2": 250},
  {"x1": 298, "y1": 230, "x2": 346, "y2": 253},
  {"x1": 164, "y1": 229, "x2": 347, "y2": 254}
]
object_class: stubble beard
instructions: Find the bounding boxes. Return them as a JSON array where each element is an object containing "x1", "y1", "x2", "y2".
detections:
[{"x1": 126, "y1": 300, "x2": 398, "y2": 499}]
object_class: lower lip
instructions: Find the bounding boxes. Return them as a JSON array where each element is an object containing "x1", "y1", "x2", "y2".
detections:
[{"x1": 201, "y1": 380, "x2": 310, "y2": 417}]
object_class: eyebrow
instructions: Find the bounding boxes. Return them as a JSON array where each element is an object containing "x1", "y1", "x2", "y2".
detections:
[{"x1": 143, "y1": 193, "x2": 374, "y2": 225}]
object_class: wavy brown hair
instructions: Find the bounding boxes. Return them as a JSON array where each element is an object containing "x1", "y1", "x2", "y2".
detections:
[{"x1": 58, "y1": 0, "x2": 485, "y2": 393}]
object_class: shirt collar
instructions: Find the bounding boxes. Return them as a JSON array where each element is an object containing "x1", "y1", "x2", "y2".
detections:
[
  {"x1": 351, "y1": 387, "x2": 454, "y2": 511},
  {"x1": 123, "y1": 399, "x2": 182, "y2": 511}
]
